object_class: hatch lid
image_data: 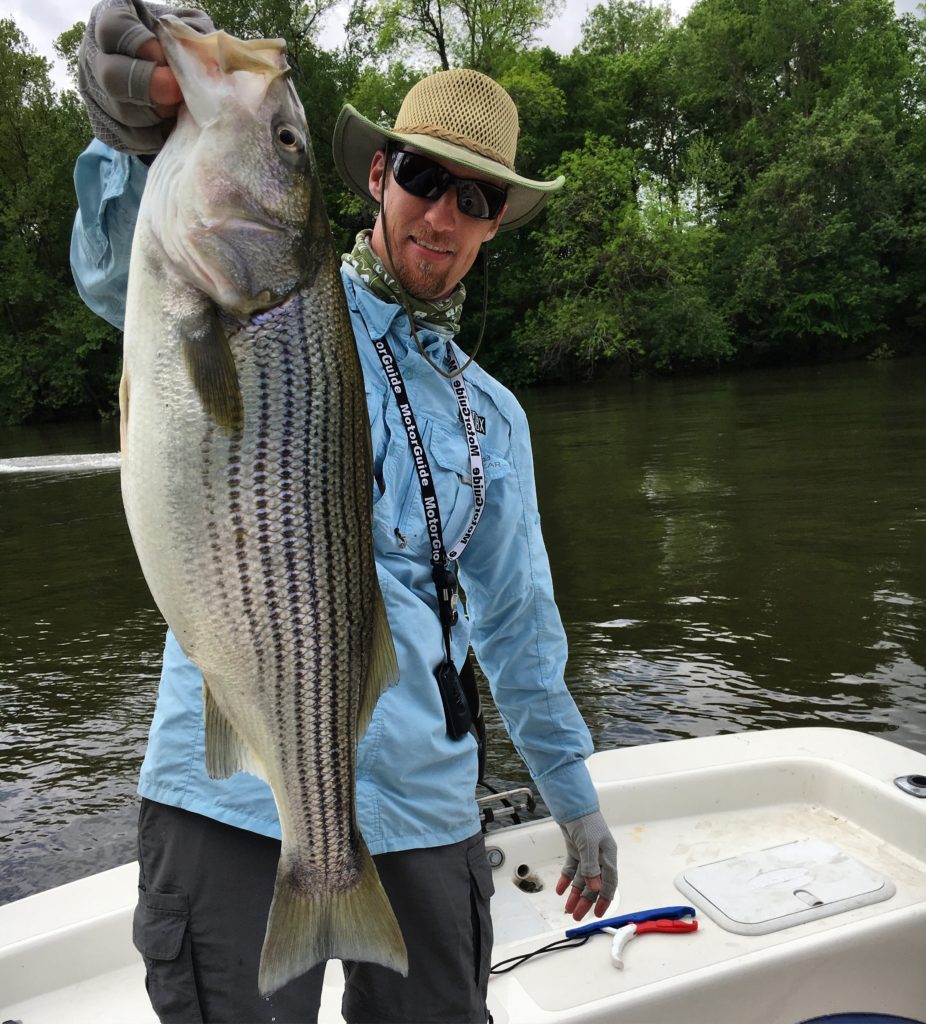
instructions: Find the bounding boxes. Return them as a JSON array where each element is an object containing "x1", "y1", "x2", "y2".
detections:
[{"x1": 675, "y1": 838, "x2": 895, "y2": 935}]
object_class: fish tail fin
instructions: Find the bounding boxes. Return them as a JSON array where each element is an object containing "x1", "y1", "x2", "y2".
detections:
[{"x1": 258, "y1": 843, "x2": 408, "y2": 996}]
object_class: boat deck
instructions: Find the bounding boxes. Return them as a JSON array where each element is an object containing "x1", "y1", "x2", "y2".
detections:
[{"x1": 3, "y1": 728, "x2": 925, "y2": 1023}]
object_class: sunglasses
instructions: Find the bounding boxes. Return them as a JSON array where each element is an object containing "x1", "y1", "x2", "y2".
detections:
[{"x1": 389, "y1": 149, "x2": 508, "y2": 221}]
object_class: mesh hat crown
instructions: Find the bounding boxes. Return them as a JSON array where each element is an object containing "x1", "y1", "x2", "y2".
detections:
[{"x1": 332, "y1": 69, "x2": 564, "y2": 232}]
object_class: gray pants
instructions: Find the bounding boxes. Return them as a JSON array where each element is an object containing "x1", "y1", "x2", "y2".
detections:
[{"x1": 133, "y1": 799, "x2": 494, "y2": 1024}]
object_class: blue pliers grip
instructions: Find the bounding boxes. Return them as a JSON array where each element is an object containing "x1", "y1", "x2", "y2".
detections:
[{"x1": 564, "y1": 905, "x2": 697, "y2": 939}]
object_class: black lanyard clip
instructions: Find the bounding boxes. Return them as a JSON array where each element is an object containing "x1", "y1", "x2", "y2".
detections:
[{"x1": 432, "y1": 562, "x2": 459, "y2": 628}]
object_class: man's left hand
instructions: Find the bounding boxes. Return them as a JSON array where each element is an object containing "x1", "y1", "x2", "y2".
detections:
[{"x1": 556, "y1": 810, "x2": 618, "y2": 921}]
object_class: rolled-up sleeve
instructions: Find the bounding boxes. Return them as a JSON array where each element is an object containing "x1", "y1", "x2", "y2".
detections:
[
  {"x1": 70, "y1": 138, "x2": 148, "y2": 329},
  {"x1": 460, "y1": 402, "x2": 599, "y2": 824}
]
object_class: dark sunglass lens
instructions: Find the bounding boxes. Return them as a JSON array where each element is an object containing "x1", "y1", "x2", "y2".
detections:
[
  {"x1": 472, "y1": 183, "x2": 507, "y2": 219},
  {"x1": 393, "y1": 151, "x2": 449, "y2": 200},
  {"x1": 457, "y1": 182, "x2": 491, "y2": 219}
]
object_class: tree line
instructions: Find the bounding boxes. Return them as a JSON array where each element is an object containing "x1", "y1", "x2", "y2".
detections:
[{"x1": 1, "y1": 0, "x2": 924, "y2": 423}]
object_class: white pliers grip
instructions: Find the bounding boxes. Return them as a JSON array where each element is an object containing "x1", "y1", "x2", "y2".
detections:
[{"x1": 603, "y1": 924, "x2": 637, "y2": 969}]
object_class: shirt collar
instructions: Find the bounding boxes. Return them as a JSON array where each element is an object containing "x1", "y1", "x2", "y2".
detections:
[{"x1": 341, "y1": 265, "x2": 450, "y2": 357}]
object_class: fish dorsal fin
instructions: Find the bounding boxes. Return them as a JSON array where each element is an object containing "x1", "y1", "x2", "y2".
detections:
[
  {"x1": 203, "y1": 679, "x2": 266, "y2": 781},
  {"x1": 357, "y1": 589, "x2": 399, "y2": 736},
  {"x1": 180, "y1": 309, "x2": 244, "y2": 432}
]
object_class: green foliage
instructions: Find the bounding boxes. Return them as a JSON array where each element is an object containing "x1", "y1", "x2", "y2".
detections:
[
  {"x1": 498, "y1": 55, "x2": 567, "y2": 176},
  {"x1": 579, "y1": 0, "x2": 671, "y2": 55},
  {"x1": 0, "y1": 20, "x2": 121, "y2": 424},
  {"x1": 54, "y1": 23, "x2": 85, "y2": 87},
  {"x1": 514, "y1": 0, "x2": 926, "y2": 379},
  {"x1": 512, "y1": 136, "x2": 645, "y2": 375},
  {"x1": 725, "y1": 86, "x2": 902, "y2": 353},
  {"x1": 348, "y1": 0, "x2": 562, "y2": 75},
  {"x1": 3, "y1": 0, "x2": 926, "y2": 423},
  {"x1": 513, "y1": 136, "x2": 732, "y2": 376}
]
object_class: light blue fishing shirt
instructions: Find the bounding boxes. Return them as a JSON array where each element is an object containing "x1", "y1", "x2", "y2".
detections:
[{"x1": 70, "y1": 139, "x2": 599, "y2": 854}]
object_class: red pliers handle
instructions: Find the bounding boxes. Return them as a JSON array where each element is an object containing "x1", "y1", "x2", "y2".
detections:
[
  {"x1": 635, "y1": 918, "x2": 699, "y2": 936},
  {"x1": 606, "y1": 918, "x2": 699, "y2": 968}
]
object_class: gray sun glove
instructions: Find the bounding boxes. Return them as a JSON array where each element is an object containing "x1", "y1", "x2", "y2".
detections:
[
  {"x1": 559, "y1": 810, "x2": 618, "y2": 903},
  {"x1": 78, "y1": 0, "x2": 215, "y2": 154}
]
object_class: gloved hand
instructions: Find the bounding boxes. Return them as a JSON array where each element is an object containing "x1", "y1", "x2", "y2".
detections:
[
  {"x1": 78, "y1": 0, "x2": 215, "y2": 154},
  {"x1": 556, "y1": 810, "x2": 618, "y2": 921}
]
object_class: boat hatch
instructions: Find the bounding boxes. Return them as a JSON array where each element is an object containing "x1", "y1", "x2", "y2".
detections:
[{"x1": 675, "y1": 837, "x2": 895, "y2": 935}]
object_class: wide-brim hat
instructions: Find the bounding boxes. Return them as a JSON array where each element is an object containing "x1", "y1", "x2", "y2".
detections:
[{"x1": 332, "y1": 68, "x2": 564, "y2": 232}]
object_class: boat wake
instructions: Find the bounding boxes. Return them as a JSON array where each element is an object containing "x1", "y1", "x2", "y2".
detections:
[{"x1": 0, "y1": 453, "x2": 121, "y2": 475}]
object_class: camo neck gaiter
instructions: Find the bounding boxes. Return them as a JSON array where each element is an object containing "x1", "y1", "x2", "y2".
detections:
[{"x1": 342, "y1": 229, "x2": 465, "y2": 336}]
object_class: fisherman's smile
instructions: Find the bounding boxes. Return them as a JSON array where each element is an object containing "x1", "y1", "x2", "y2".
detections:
[{"x1": 410, "y1": 235, "x2": 454, "y2": 260}]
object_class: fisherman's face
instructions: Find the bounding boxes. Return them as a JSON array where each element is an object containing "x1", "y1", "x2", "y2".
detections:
[{"x1": 368, "y1": 148, "x2": 507, "y2": 301}]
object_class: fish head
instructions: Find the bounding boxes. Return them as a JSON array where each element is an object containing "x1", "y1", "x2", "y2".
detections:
[{"x1": 150, "y1": 17, "x2": 315, "y2": 315}]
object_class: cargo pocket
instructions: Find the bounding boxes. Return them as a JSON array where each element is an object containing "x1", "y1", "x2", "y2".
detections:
[
  {"x1": 133, "y1": 887, "x2": 204, "y2": 1023},
  {"x1": 467, "y1": 843, "x2": 496, "y2": 996}
]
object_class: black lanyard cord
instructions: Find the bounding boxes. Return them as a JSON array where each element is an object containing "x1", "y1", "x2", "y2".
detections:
[{"x1": 371, "y1": 335, "x2": 482, "y2": 741}]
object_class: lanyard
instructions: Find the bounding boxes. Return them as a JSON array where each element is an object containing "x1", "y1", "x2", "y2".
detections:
[
  {"x1": 371, "y1": 335, "x2": 485, "y2": 740},
  {"x1": 371, "y1": 338, "x2": 485, "y2": 566}
]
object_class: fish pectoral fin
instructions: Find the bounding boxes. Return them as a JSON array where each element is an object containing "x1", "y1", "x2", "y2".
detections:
[
  {"x1": 180, "y1": 310, "x2": 244, "y2": 432},
  {"x1": 203, "y1": 680, "x2": 263, "y2": 780},
  {"x1": 357, "y1": 588, "x2": 400, "y2": 735}
]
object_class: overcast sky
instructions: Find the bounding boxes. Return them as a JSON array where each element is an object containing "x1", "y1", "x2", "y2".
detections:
[{"x1": 5, "y1": 0, "x2": 923, "y2": 93}]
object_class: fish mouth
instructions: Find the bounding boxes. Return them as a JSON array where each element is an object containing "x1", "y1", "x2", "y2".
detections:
[{"x1": 204, "y1": 215, "x2": 283, "y2": 237}]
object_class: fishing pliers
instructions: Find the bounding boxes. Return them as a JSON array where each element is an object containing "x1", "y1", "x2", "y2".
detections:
[{"x1": 565, "y1": 904, "x2": 699, "y2": 969}]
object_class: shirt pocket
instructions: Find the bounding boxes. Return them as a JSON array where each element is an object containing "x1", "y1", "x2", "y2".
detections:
[{"x1": 392, "y1": 418, "x2": 511, "y2": 555}]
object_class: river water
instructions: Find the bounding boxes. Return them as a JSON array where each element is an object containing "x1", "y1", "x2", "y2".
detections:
[{"x1": 1, "y1": 358, "x2": 924, "y2": 904}]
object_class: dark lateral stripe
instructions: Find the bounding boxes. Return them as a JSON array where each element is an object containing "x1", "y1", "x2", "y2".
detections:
[
  {"x1": 228, "y1": 422, "x2": 263, "y2": 662},
  {"x1": 307, "y1": 297, "x2": 343, "y2": 862},
  {"x1": 316, "y1": 300, "x2": 345, "y2": 856},
  {"x1": 286, "y1": 296, "x2": 330, "y2": 850},
  {"x1": 333, "y1": 319, "x2": 371, "y2": 865},
  {"x1": 286, "y1": 293, "x2": 321, "y2": 830},
  {"x1": 345, "y1": 368, "x2": 371, "y2": 857},
  {"x1": 278, "y1": 311, "x2": 306, "y2": 795},
  {"x1": 252, "y1": 345, "x2": 288, "y2": 780},
  {"x1": 201, "y1": 421, "x2": 232, "y2": 628}
]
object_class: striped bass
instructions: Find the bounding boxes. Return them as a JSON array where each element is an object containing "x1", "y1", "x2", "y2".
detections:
[{"x1": 119, "y1": 14, "x2": 407, "y2": 995}]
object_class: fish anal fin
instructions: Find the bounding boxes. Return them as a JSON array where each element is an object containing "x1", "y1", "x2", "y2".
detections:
[
  {"x1": 258, "y1": 842, "x2": 407, "y2": 996},
  {"x1": 203, "y1": 679, "x2": 262, "y2": 780},
  {"x1": 180, "y1": 310, "x2": 243, "y2": 432},
  {"x1": 357, "y1": 588, "x2": 399, "y2": 735}
]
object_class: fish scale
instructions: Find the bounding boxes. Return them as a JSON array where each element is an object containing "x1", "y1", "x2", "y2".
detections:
[
  {"x1": 119, "y1": 15, "x2": 407, "y2": 997},
  {"x1": 221, "y1": 295, "x2": 360, "y2": 873}
]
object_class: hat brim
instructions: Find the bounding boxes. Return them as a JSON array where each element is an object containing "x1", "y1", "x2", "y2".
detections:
[{"x1": 332, "y1": 104, "x2": 564, "y2": 232}]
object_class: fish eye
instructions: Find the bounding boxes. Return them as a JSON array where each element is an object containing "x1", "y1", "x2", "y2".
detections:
[{"x1": 275, "y1": 124, "x2": 303, "y2": 151}]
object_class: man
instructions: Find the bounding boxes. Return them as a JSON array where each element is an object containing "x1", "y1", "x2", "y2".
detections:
[{"x1": 71, "y1": 3, "x2": 618, "y2": 1022}]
